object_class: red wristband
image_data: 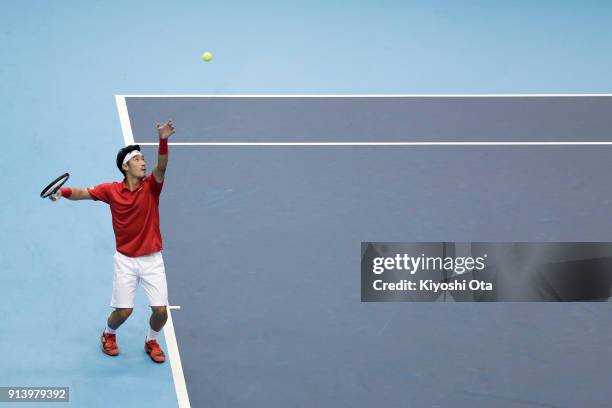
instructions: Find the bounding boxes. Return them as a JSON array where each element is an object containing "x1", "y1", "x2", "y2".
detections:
[
  {"x1": 60, "y1": 187, "x2": 73, "y2": 198},
  {"x1": 159, "y1": 138, "x2": 168, "y2": 155}
]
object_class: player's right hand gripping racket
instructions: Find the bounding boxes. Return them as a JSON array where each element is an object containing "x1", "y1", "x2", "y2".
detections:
[{"x1": 40, "y1": 173, "x2": 70, "y2": 201}]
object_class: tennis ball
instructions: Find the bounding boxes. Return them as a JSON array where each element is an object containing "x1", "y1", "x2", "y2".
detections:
[{"x1": 202, "y1": 52, "x2": 213, "y2": 62}]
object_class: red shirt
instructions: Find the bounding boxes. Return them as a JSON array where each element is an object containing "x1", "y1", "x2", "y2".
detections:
[{"x1": 88, "y1": 173, "x2": 163, "y2": 257}]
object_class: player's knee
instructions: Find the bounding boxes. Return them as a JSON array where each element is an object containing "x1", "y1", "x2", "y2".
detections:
[
  {"x1": 152, "y1": 306, "x2": 167, "y2": 318},
  {"x1": 116, "y1": 308, "x2": 133, "y2": 319}
]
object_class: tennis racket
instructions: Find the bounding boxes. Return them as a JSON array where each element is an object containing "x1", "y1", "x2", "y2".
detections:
[{"x1": 40, "y1": 172, "x2": 70, "y2": 201}]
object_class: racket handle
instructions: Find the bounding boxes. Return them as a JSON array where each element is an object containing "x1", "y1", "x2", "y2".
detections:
[{"x1": 49, "y1": 190, "x2": 62, "y2": 202}]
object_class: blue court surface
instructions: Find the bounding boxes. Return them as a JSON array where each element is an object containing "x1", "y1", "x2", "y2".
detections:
[{"x1": 4, "y1": 2, "x2": 612, "y2": 408}]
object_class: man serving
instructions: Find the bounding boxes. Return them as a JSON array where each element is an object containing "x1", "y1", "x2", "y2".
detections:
[{"x1": 50, "y1": 120, "x2": 175, "y2": 363}]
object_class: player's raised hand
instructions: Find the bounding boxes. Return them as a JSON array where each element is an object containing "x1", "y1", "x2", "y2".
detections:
[{"x1": 157, "y1": 120, "x2": 175, "y2": 140}]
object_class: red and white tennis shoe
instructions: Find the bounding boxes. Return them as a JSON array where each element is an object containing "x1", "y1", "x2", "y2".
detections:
[
  {"x1": 100, "y1": 332, "x2": 119, "y2": 356},
  {"x1": 144, "y1": 339, "x2": 166, "y2": 363}
]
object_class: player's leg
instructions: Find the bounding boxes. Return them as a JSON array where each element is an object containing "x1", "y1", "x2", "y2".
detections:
[
  {"x1": 107, "y1": 307, "x2": 134, "y2": 330},
  {"x1": 101, "y1": 252, "x2": 139, "y2": 356},
  {"x1": 149, "y1": 305, "x2": 168, "y2": 332},
  {"x1": 139, "y1": 251, "x2": 169, "y2": 363},
  {"x1": 144, "y1": 306, "x2": 167, "y2": 363}
]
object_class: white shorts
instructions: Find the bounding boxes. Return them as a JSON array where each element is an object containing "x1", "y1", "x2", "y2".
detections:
[{"x1": 111, "y1": 250, "x2": 168, "y2": 308}]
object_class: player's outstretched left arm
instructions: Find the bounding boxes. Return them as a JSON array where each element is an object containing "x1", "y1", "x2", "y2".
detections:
[{"x1": 153, "y1": 120, "x2": 175, "y2": 183}]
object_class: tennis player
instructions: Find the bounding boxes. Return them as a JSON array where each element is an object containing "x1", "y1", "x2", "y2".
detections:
[{"x1": 50, "y1": 120, "x2": 175, "y2": 363}]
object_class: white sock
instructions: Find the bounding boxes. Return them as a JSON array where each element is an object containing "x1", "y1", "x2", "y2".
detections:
[
  {"x1": 104, "y1": 325, "x2": 116, "y2": 335},
  {"x1": 146, "y1": 328, "x2": 160, "y2": 342}
]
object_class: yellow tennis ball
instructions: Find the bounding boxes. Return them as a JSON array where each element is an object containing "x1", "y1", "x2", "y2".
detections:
[{"x1": 202, "y1": 52, "x2": 213, "y2": 62}]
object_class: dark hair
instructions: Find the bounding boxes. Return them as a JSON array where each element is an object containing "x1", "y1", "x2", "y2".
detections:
[{"x1": 116, "y1": 144, "x2": 141, "y2": 177}]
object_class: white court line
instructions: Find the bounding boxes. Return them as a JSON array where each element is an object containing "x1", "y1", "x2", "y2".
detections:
[
  {"x1": 165, "y1": 308, "x2": 190, "y2": 408},
  {"x1": 118, "y1": 93, "x2": 612, "y2": 98},
  {"x1": 115, "y1": 95, "x2": 191, "y2": 408},
  {"x1": 136, "y1": 141, "x2": 612, "y2": 146},
  {"x1": 115, "y1": 95, "x2": 135, "y2": 145}
]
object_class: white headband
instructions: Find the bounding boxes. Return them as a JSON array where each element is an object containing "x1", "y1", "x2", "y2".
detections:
[{"x1": 122, "y1": 150, "x2": 143, "y2": 165}]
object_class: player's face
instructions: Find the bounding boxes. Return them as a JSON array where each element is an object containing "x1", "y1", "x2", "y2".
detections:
[{"x1": 125, "y1": 154, "x2": 147, "y2": 179}]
